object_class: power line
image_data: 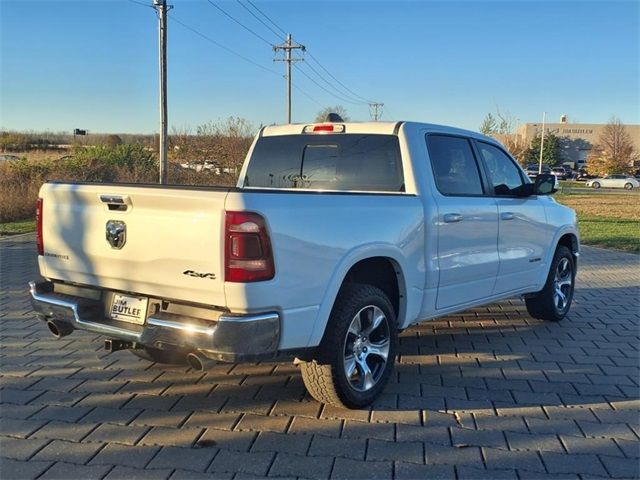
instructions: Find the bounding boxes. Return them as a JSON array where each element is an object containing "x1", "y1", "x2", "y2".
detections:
[
  {"x1": 205, "y1": 0, "x2": 274, "y2": 47},
  {"x1": 293, "y1": 63, "x2": 367, "y2": 106},
  {"x1": 127, "y1": 0, "x2": 152, "y2": 8},
  {"x1": 202, "y1": 1, "x2": 377, "y2": 111},
  {"x1": 245, "y1": 0, "x2": 287, "y2": 37},
  {"x1": 301, "y1": 60, "x2": 368, "y2": 105},
  {"x1": 169, "y1": 16, "x2": 322, "y2": 108},
  {"x1": 236, "y1": 0, "x2": 284, "y2": 42},
  {"x1": 292, "y1": 84, "x2": 323, "y2": 108},
  {"x1": 130, "y1": 1, "x2": 326, "y2": 115},
  {"x1": 305, "y1": 50, "x2": 375, "y2": 104},
  {"x1": 171, "y1": 16, "x2": 280, "y2": 76}
]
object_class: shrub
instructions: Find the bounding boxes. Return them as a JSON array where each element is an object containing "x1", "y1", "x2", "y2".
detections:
[
  {"x1": 0, "y1": 142, "x2": 241, "y2": 224},
  {"x1": 0, "y1": 132, "x2": 30, "y2": 152}
]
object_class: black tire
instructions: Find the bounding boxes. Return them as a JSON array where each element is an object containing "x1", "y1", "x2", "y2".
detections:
[
  {"x1": 624, "y1": 183, "x2": 633, "y2": 190},
  {"x1": 525, "y1": 245, "x2": 575, "y2": 322},
  {"x1": 300, "y1": 284, "x2": 398, "y2": 409},
  {"x1": 591, "y1": 182, "x2": 600, "y2": 189},
  {"x1": 130, "y1": 347, "x2": 188, "y2": 365}
]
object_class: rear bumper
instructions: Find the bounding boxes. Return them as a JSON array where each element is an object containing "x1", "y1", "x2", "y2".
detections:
[{"x1": 29, "y1": 281, "x2": 280, "y2": 362}]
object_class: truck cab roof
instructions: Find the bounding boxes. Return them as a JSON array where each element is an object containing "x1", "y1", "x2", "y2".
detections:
[{"x1": 261, "y1": 121, "x2": 500, "y2": 145}]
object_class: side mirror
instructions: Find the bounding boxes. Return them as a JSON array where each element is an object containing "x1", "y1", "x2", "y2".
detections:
[{"x1": 534, "y1": 174, "x2": 557, "y2": 195}]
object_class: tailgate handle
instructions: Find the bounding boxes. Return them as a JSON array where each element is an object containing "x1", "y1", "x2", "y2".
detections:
[{"x1": 99, "y1": 195, "x2": 130, "y2": 212}]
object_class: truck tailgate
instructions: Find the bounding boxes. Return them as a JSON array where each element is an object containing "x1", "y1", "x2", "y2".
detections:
[{"x1": 39, "y1": 183, "x2": 229, "y2": 307}]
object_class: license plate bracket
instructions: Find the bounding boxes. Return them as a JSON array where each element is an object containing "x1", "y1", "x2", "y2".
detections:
[{"x1": 108, "y1": 293, "x2": 148, "y2": 325}]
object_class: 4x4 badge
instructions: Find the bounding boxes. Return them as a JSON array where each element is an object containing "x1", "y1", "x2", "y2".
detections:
[
  {"x1": 183, "y1": 270, "x2": 216, "y2": 280},
  {"x1": 106, "y1": 220, "x2": 126, "y2": 249}
]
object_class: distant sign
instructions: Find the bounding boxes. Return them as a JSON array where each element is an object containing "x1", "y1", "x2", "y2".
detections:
[{"x1": 74, "y1": 129, "x2": 87, "y2": 136}]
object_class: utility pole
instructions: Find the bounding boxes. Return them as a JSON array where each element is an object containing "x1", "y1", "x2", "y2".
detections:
[
  {"x1": 538, "y1": 111, "x2": 546, "y2": 175},
  {"x1": 153, "y1": 0, "x2": 172, "y2": 184},
  {"x1": 369, "y1": 103, "x2": 384, "y2": 121},
  {"x1": 274, "y1": 34, "x2": 305, "y2": 124}
]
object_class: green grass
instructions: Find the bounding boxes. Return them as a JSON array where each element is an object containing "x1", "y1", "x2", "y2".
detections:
[
  {"x1": 575, "y1": 214, "x2": 640, "y2": 253},
  {"x1": 0, "y1": 218, "x2": 36, "y2": 236}
]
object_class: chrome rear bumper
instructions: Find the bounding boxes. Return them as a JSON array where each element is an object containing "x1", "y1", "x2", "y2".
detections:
[{"x1": 29, "y1": 281, "x2": 280, "y2": 362}]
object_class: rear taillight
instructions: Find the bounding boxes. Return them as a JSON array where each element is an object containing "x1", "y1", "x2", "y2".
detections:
[
  {"x1": 225, "y1": 211, "x2": 274, "y2": 282},
  {"x1": 36, "y1": 197, "x2": 44, "y2": 255}
]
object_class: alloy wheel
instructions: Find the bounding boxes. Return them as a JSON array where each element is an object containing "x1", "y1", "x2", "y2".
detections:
[
  {"x1": 553, "y1": 257, "x2": 573, "y2": 313},
  {"x1": 343, "y1": 305, "x2": 391, "y2": 392}
]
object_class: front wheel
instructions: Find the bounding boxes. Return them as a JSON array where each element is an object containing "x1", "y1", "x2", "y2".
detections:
[
  {"x1": 624, "y1": 183, "x2": 633, "y2": 190},
  {"x1": 591, "y1": 182, "x2": 600, "y2": 189},
  {"x1": 525, "y1": 246, "x2": 575, "y2": 322},
  {"x1": 300, "y1": 284, "x2": 397, "y2": 409}
]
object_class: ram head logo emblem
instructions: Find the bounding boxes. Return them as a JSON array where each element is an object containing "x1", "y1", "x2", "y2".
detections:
[{"x1": 106, "y1": 220, "x2": 126, "y2": 249}]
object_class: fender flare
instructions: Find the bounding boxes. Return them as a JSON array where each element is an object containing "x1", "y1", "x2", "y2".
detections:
[
  {"x1": 535, "y1": 226, "x2": 580, "y2": 289},
  {"x1": 305, "y1": 243, "x2": 417, "y2": 348}
]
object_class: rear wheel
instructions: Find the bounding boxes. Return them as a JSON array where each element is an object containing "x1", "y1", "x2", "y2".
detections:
[
  {"x1": 624, "y1": 183, "x2": 633, "y2": 190},
  {"x1": 525, "y1": 246, "x2": 575, "y2": 322},
  {"x1": 591, "y1": 181, "x2": 600, "y2": 189},
  {"x1": 300, "y1": 284, "x2": 397, "y2": 409},
  {"x1": 130, "y1": 347, "x2": 188, "y2": 365}
]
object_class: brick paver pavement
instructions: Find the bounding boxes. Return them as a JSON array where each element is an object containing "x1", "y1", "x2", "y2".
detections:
[{"x1": 1, "y1": 233, "x2": 639, "y2": 479}]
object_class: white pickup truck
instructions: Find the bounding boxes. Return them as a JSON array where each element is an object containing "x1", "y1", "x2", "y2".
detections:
[{"x1": 30, "y1": 119, "x2": 579, "y2": 408}]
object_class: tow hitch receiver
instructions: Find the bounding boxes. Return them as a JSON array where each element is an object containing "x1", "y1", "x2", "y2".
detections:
[{"x1": 104, "y1": 339, "x2": 134, "y2": 352}]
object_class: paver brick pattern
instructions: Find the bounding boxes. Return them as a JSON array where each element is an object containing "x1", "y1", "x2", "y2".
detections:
[{"x1": 1, "y1": 233, "x2": 639, "y2": 479}]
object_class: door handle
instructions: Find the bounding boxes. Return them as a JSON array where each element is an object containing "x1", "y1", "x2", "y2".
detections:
[
  {"x1": 443, "y1": 213, "x2": 463, "y2": 223},
  {"x1": 501, "y1": 212, "x2": 515, "y2": 221}
]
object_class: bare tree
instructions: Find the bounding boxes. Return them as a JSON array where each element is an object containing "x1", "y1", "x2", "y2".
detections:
[
  {"x1": 479, "y1": 109, "x2": 527, "y2": 164},
  {"x1": 168, "y1": 118, "x2": 255, "y2": 184},
  {"x1": 196, "y1": 117, "x2": 256, "y2": 138},
  {"x1": 314, "y1": 106, "x2": 350, "y2": 123},
  {"x1": 587, "y1": 117, "x2": 638, "y2": 175},
  {"x1": 502, "y1": 135, "x2": 529, "y2": 166},
  {"x1": 479, "y1": 109, "x2": 513, "y2": 136}
]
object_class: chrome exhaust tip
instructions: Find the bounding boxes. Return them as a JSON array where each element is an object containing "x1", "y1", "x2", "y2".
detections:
[
  {"x1": 47, "y1": 320, "x2": 73, "y2": 338},
  {"x1": 186, "y1": 352, "x2": 212, "y2": 371}
]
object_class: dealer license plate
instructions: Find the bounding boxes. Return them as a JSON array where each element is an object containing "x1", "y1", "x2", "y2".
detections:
[{"x1": 108, "y1": 294, "x2": 148, "y2": 325}]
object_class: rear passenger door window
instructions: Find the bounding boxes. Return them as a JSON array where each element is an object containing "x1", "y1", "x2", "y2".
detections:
[
  {"x1": 476, "y1": 142, "x2": 526, "y2": 196},
  {"x1": 426, "y1": 135, "x2": 484, "y2": 196}
]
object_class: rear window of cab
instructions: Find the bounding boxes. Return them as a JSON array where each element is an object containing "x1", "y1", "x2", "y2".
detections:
[{"x1": 244, "y1": 134, "x2": 404, "y2": 192}]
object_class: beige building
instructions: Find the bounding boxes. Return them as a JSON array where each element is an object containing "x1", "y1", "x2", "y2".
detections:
[{"x1": 515, "y1": 117, "x2": 640, "y2": 168}]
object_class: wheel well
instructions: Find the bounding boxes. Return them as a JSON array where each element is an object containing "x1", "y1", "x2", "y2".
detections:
[
  {"x1": 342, "y1": 257, "x2": 402, "y2": 318},
  {"x1": 558, "y1": 233, "x2": 578, "y2": 256}
]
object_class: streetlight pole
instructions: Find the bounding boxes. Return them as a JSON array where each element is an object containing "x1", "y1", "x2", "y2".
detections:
[{"x1": 538, "y1": 111, "x2": 546, "y2": 175}]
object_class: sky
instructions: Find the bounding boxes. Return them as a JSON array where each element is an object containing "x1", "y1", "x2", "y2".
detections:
[{"x1": 1, "y1": 0, "x2": 639, "y2": 134}]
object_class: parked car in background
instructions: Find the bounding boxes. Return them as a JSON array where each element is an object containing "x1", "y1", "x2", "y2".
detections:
[
  {"x1": 180, "y1": 159, "x2": 220, "y2": 173},
  {"x1": 586, "y1": 175, "x2": 639, "y2": 190},
  {"x1": 526, "y1": 164, "x2": 552, "y2": 179},
  {"x1": 527, "y1": 165, "x2": 559, "y2": 189},
  {"x1": 575, "y1": 169, "x2": 595, "y2": 181},
  {"x1": 551, "y1": 167, "x2": 570, "y2": 180}
]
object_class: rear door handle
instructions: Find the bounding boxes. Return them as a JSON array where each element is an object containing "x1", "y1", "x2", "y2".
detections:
[
  {"x1": 501, "y1": 212, "x2": 515, "y2": 221},
  {"x1": 443, "y1": 213, "x2": 463, "y2": 223}
]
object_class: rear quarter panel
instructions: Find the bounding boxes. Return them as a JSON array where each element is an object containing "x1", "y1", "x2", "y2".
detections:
[{"x1": 224, "y1": 191, "x2": 425, "y2": 349}]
